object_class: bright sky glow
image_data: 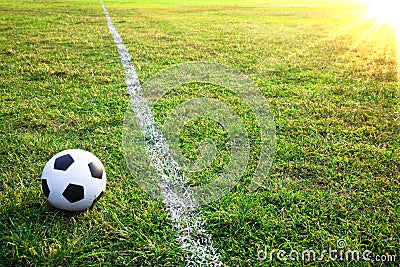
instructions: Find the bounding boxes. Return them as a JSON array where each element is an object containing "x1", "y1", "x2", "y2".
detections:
[
  {"x1": 365, "y1": 0, "x2": 400, "y2": 80},
  {"x1": 365, "y1": 0, "x2": 400, "y2": 30}
]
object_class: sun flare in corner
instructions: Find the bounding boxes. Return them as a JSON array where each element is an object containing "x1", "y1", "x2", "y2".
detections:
[
  {"x1": 365, "y1": 0, "x2": 400, "y2": 81},
  {"x1": 365, "y1": 0, "x2": 400, "y2": 80},
  {"x1": 365, "y1": 0, "x2": 400, "y2": 30}
]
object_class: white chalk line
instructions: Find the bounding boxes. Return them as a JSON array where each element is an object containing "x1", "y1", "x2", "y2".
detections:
[{"x1": 100, "y1": 2, "x2": 222, "y2": 266}]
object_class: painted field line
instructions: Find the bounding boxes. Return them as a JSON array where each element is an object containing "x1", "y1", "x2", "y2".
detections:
[{"x1": 100, "y1": 2, "x2": 222, "y2": 266}]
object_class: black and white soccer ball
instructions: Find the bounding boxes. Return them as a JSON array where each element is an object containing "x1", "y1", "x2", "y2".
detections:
[{"x1": 41, "y1": 149, "x2": 106, "y2": 211}]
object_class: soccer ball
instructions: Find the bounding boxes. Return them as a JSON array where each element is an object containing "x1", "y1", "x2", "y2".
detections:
[{"x1": 41, "y1": 149, "x2": 106, "y2": 211}]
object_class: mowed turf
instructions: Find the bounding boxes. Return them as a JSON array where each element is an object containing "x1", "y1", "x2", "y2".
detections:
[{"x1": 0, "y1": 0, "x2": 399, "y2": 266}]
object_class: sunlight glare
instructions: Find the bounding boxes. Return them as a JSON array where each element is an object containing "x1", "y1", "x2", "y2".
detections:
[
  {"x1": 365, "y1": 0, "x2": 400, "y2": 80},
  {"x1": 365, "y1": 0, "x2": 400, "y2": 30}
]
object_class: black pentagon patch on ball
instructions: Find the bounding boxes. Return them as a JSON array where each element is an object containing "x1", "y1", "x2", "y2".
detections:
[
  {"x1": 62, "y1": 184, "x2": 84, "y2": 203},
  {"x1": 42, "y1": 179, "x2": 50, "y2": 198},
  {"x1": 54, "y1": 154, "x2": 74, "y2": 171},
  {"x1": 88, "y1": 162, "x2": 103, "y2": 179}
]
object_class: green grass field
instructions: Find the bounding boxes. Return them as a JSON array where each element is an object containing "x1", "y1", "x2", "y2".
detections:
[{"x1": 0, "y1": 0, "x2": 399, "y2": 266}]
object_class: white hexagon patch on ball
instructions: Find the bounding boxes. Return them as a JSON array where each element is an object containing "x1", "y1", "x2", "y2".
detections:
[{"x1": 41, "y1": 149, "x2": 106, "y2": 211}]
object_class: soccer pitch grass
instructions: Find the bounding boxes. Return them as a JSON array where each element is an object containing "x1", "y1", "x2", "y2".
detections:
[{"x1": 0, "y1": 0, "x2": 399, "y2": 266}]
